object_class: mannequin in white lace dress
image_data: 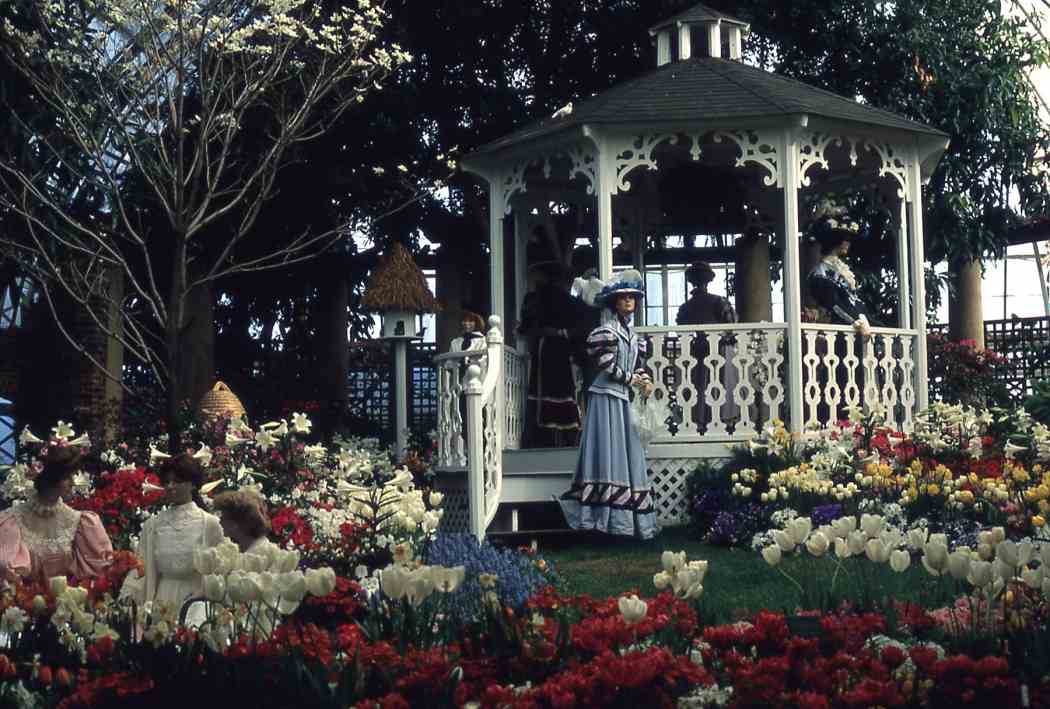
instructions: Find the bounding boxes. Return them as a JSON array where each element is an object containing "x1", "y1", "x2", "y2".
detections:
[{"x1": 122, "y1": 455, "x2": 223, "y2": 627}]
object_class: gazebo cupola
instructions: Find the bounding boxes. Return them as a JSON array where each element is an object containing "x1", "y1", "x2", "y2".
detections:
[{"x1": 649, "y1": 3, "x2": 749, "y2": 65}]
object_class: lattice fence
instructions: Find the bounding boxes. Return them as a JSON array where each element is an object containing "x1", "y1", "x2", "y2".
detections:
[
  {"x1": 929, "y1": 317, "x2": 1050, "y2": 401},
  {"x1": 648, "y1": 458, "x2": 698, "y2": 525}
]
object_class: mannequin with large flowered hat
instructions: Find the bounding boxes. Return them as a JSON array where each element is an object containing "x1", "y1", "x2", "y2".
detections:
[
  {"x1": 557, "y1": 268, "x2": 658, "y2": 540},
  {"x1": 805, "y1": 199, "x2": 878, "y2": 336}
]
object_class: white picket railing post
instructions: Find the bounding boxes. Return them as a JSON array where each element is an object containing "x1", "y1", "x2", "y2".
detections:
[{"x1": 463, "y1": 363, "x2": 486, "y2": 542}]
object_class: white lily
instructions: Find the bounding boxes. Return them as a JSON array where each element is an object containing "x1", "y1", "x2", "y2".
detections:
[
  {"x1": 18, "y1": 427, "x2": 43, "y2": 445},
  {"x1": 149, "y1": 445, "x2": 171, "y2": 464}
]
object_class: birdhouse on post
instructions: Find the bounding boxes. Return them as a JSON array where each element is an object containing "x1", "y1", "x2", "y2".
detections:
[{"x1": 361, "y1": 243, "x2": 441, "y2": 458}]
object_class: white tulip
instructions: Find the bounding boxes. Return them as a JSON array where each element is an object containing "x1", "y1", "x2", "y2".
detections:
[
  {"x1": 275, "y1": 572, "x2": 307, "y2": 605},
  {"x1": 431, "y1": 565, "x2": 466, "y2": 593},
  {"x1": 193, "y1": 548, "x2": 222, "y2": 576},
  {"x1": 788, "y1": 518, "x2": 813, "y2": 546},
  {"x1": 242, "y1": 553, "x2": 268, "y2": 574},
  {"x1": 774, "y1": 530, "x2": 796, "y2": 553},
  {"x1": 272, "y1": 549, "x2": 300, "y2": 574},
  {"x1": 833, "y1": 537, "x2": 851, "y2": 559},
  {"x1": 977, "y1": 543, "x2": 994, "y2": 561},
  {"x1": 1022, "y1": 567, "x2": 1044, "y2": 590},
  {"x1": 968, "y1": 560, "x2": 995, "y2": 588},
  {"x1": 865, "y1": 538, "x2": 891, "y2": 564},
  {"x1": 653, "y1": 571, "x2": 671, "y2": 590},
  {"x1": 661, "y1": 551, "x2": 687, "y2": 574},
  {"x1": 1018, "y1": 541, "x2": 1035, "y2": 566},
  {"x1": 405, "y1": 567, "x2": 436, "y2": 607},
  {"x1": 429, "y1": 491, "x2": 444, "y2": 507},
  {"x1": 907, "y1": 527, "x2": 929, "y2": 550},
  {"x1": 847, "y1": 531, "x2": 866, "y2": 556},
  {"x1": 947, "y1": 550, "x2": 971, "y2": 581},
  {"x1": 202, "y1": 574, "x2": 226, "y2": 602},
  {"x1": 380, "y1": 565, "x2": 412, "y2": 601},
  {"x1": 860, "y1": 514, "x2": 884, "y2": 538},
  {"x1": 617, "y1": 595, "x2": 648, "y2": 625},
  {"x1": 304, "y1": 568, "x2": 338, "y2": 597},
  {"x1": 991, "y1": 527, "x2": 1006, "y2": 544},
  {"x1": 686, "y1": 560, "x2": 709, "y2": 582},
  {"x1": 226, "y1": 570, "x2": 254, "y2": 603},
  {"x1": 806, "y1": 532, "x2": 830, "y2": 558},
  {"x1": 672, "y1": 569, "x2": 704, "y2": 600},
  {"x1": 929, "y1": 533, "x2": 949, "y2": 548},
  {"x1": 889, "y1": 550, "x2": 911, "y2": 573},
  {"x1": 996, "y1": 541, "x2": 1019, "y2": 568},
  {"x1": 762, "y1": 545, "x2": 782, "y2": 567},
  {"x1": 922, "y1": 542, "x2": 950, "y2": 576}
]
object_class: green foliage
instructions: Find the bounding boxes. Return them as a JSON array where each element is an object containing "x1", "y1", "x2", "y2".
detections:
[{"x1": 1025, "y1": 379, "x2": 1050, "y2": 427}]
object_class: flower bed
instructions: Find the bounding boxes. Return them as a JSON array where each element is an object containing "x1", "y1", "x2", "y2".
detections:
[{"x1": 2, "y1": 411, "x2": 1050, "y2": 705}]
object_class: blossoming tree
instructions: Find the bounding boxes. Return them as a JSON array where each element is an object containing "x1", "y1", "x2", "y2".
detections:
[{"x1": 0, "y1": 0, "x2": 411, "y2": 439}]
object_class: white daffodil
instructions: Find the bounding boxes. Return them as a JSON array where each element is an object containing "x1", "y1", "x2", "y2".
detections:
[{"x1": 618, "y1": 595, "x2": 648, "y2": 625}]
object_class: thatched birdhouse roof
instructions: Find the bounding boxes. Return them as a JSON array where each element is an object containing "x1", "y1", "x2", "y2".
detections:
[{"x1": 361, "y1": 243, "x2": 441, "y2": 313}]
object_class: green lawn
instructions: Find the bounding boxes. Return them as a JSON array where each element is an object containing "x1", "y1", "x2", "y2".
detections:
[{"x1": 540, "y1": 526, "x2": 935, "y2": 623}]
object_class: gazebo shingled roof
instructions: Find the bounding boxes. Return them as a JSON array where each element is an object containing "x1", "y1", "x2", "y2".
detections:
[
  {"x1": 360, "y1": 242, "x2": 441, "y2": 313},
  {"x1": 468, "y1": 57, "x2": 947, "y2": 159}
]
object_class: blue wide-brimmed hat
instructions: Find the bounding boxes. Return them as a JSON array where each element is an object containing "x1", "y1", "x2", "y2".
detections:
[{"x1": 595, "y1": 269, "x2": 645, "y2": 305}]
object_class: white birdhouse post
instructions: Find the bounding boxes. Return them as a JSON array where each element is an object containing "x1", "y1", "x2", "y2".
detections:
[
  {"x1": 379, "y1": 309, "x2": 420, "y2": 458},
  {"x1": 360, "y1": 243, "x2": 441, "y2": 461}
]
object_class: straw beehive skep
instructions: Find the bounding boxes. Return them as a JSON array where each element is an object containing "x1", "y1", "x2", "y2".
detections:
[
  {"x1": 198, "y1": 381, "x2": 247, "y2": 419},
  {"x1": 361, "y1": 243, "x2": 441, "y2": 313}
]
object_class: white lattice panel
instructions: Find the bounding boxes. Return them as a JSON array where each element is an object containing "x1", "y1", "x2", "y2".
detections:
[{"x1": 648, "y1": 458, "x2": 698, "y2": 525}]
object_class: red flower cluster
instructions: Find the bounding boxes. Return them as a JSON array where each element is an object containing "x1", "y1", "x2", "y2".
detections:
[
  {"x1": 56, "y1": 671, "x2": 154, "y2": 709},
  {"x1": 70, "y1": 467, "x2": 163, "y2": 542},
  {"x1": 270, "y1": 506, "x2": 316, "y2": 550}
]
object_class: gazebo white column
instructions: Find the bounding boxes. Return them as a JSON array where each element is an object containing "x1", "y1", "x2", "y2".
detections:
[
  {"x1": 587, "y1": 128, "x2": 617, "y2": 281},
  {"x1": 781, "y1": 129, "x2": 804, "y2": 433},
  {"x1": 488, "y1": 176, "x2": 506, "y2": 326},
  {"x1": 907, "y1": 154, "x2": 929, "y2": 410},
  {"x1": 896, "y1": 196, "x2": 912, "y2": 330}
]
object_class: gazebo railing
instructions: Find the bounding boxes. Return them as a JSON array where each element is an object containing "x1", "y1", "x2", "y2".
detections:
[
  {"x1": 433, "y1": 317, "x2": 505, "y2": 540},
  {"x1": 639, "y1": 323, "x2": 788, "y2": 441},
  {"x1": 799, "y1": 324, "x2": 919, "y2": 432}
]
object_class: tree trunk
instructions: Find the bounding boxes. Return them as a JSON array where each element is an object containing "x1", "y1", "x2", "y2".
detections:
[
  {"x1": 166, "y1": 239, "x2": 188, "y2": 452},
  {"x1": 948, "y1": 257, "x2": 984, "y2": 349},
  {"x1": 175, "y1": 280, "x2": 216, "y2": 414},
  {"x1": 735, "y1": 233, "x2": 772, "y2": 322},
  {"x1": 318, "y1": 277, "x2": 349, "y2": 440}
]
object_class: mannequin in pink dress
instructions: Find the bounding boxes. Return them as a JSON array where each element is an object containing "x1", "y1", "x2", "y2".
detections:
[{"x1": 0, "y1": 446, "x2": 112, "y2": 583}]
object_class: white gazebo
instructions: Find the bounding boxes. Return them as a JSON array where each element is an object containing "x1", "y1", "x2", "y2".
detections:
[{"x1": 436, "y1": 3, "x2": 949, "y2": 538}]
